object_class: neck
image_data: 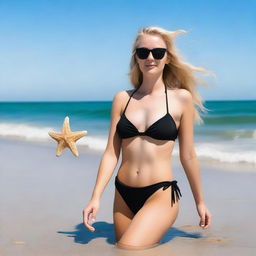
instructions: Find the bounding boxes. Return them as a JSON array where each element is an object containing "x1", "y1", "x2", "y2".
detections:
[{"x1": 138, "y1": 73, "x2": 165, "y2": 95}]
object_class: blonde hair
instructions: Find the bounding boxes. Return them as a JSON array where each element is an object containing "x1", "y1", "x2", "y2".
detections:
[{"x1": 128, "y1": 26, "x2": 215, "y2": 124}]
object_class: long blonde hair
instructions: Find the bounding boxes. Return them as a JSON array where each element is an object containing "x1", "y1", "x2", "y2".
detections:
[{"x1": 128, "y1": 26, "x2": 215, "y2": 124}]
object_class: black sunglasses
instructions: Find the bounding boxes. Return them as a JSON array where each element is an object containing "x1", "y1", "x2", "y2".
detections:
[{"x1": 136, "y1": 47, "x2": 167, "y2": 60}]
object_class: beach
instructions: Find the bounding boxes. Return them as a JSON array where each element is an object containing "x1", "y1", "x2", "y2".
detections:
[
  {"x1": 1, "y1": 137, "x2": 256, "y2": 256},
  {"x1": 0, "y1": 0, "x2": 255, "y2": 254}
]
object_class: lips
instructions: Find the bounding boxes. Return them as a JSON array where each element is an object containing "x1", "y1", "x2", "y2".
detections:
[{"x1": 146, "y1": 64, "x2": 156, "y2": 67}]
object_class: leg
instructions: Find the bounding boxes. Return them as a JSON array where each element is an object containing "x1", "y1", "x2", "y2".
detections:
[
  {"x1": 113, "y1": 188, "x2": 134, "y2": 242},
  {"x1": 117, "y1": 186, "x2": 179, "y2": 249}
]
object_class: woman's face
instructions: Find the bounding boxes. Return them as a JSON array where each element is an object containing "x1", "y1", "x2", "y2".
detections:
[{"x1": 135, "y1": 34, "x2": 169, "y2": 76}]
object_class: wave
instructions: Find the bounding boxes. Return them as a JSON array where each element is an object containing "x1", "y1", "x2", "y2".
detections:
[
  {"x1": 0, "y1": 122, "x2": 255, "y2": 165},
  {"x1": 194, "y1": 142, "x2": 256, "y2": 165},
  {"x1": 0, "y1": 122, "x2": 107, "y2": 151}
]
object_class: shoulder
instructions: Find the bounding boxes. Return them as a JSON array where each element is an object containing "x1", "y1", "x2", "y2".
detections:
[
  {"x1": 176, "y1": 88, "x2": 193, "y2": 101},
  {"x1": 174, "y1": 89, "x2": 195, "y2": 119},
  {"x1": 112, "y1": 89, "x2": 135, "y2": 103},
  {"x1": 111, "y1": 89, "x2": 135, "y2": 114},
  {"x1": 171, "y1": 88, "x2": 193, "y2": 105}
]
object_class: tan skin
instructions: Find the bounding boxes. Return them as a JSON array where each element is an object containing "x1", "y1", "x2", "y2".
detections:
[{"x1": 83, "y1": 34, "x2": 212, "y2": 249}]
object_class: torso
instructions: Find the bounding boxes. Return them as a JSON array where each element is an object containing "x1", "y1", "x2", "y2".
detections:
[{"x1": 116, "y1": 86, "x2": 183, "y2": 186}]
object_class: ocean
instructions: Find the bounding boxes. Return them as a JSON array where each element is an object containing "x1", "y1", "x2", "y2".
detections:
[{"x1": 0, "y1": 100, "x2": 255, "y2": 165}]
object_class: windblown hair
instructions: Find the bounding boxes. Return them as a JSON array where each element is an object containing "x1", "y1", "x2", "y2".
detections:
[{"x1": 128, "y1": 26, "x2": 215, "y2": 124}]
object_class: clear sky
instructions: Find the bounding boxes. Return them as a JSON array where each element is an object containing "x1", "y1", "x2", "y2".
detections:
[{"x1": 0, "y1": 0, "x2": 255, "y2": 101}]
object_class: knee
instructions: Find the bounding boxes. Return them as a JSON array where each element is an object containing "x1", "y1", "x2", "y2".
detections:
[{"x1": 115, "y1": 241, "x2": 159, "y2": 250}]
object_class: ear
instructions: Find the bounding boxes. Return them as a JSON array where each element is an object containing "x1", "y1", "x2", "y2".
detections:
[
  {"x1": 165, "y1": 54, "x2": 171, "y2": 65},
  {"x1": 165, "y1": 55, "x2": 171, "y2": 64}
]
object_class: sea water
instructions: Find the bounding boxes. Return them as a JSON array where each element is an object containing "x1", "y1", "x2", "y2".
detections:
[{"x1": 0, "y1": 100, "x2": 255, "y2": 165}]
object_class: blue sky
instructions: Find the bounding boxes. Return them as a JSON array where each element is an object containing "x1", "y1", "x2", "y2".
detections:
[{"x1": 0, "y1": 0, "x2": 255, "y2": 101}]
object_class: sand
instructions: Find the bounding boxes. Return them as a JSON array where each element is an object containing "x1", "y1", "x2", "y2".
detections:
[{"x1": 0, "y1": 138, "x2": 256, "y2": 256}]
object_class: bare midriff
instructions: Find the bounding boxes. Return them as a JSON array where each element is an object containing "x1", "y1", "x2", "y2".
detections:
[{"x1": 117, "y1": 137, "x2": 175, "y2": 187}]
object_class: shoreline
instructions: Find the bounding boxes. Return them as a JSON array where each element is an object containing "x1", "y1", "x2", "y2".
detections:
[
  {"x1": 1, "y1": 138, "x2": 256, "y2": 255},
  {"x1": 1, "y1": 136, "x2": 255, "y2": 171}
]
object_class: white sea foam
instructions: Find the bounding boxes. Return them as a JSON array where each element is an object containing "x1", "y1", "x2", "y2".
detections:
[
  {"x1": 0, "y1": 123, "x2": 52, "y2": 141},
  {"x1": 0, "y1": 122, "x2": 255, "y2": 165},
  {"x1": 77, "y1": 136, "x2": 107, "y2": 151},
  {"x1": 0, "y1": 122, "x2": 107, "y2": 151},
  {"x1": 195, "y1": 142, "x2": 256, "y2": 165}
]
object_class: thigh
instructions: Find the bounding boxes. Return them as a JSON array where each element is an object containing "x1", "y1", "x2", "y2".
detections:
[
  {"x1": 113, "y1": 188, "x2": 134, "y2": 242},
  {"x1": 118, "y1": 186, "x2": 179, "y2": 248}
]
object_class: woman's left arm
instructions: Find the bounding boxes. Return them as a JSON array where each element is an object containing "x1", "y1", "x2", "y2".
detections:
[{"x1": 178, "y1": 89, "x2": 212, "y2": 229}]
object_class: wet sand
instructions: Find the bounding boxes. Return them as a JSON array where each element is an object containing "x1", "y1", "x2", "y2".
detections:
[{"x1": 0, "y1": 138, "x2": 256, "y2": 255}]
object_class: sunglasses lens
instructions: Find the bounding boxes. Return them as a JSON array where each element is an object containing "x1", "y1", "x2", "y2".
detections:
[
  {"x1": 136, "y1": 48, "x2": 166, "y2": 59},
  {"x1": 136, "y1": 48, "x2": 149, "y2": 59},
  {"x1": 152, "y1": 48, "x2": 166, "y2": 59}
]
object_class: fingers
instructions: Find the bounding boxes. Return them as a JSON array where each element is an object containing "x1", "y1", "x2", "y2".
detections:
[
  {"x1": 199, "y1": 209, "x2": 212, "y2": 229},
  {"x1": 204, "y1": 210, "x2": 212, "y2": 229},
  {"x1": 83, "y1": 208, "x2": 96, "y2": 232},
  {"x1": 199, "y1": 215, "x2": 205, "y2": 228}
]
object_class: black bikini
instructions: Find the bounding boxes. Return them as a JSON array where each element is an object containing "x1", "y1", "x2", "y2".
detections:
[
  {"x1": 114, "y1": 85, "x2": 182, "y2": 215},
  {"x1": 115, "y1": 176, "x2": 182, "y2": 214},
  {"x1": 116, "y1": 84, "x2": 178, "y2": 141}
]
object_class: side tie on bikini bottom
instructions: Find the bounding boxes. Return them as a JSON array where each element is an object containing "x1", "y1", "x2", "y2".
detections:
[{"x1": 162, "y1": 180, "x2": 182, "y2": 207}]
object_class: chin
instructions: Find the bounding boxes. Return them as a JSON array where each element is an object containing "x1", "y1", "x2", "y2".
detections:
[{"x1": 143, "y1": 69, "x2": 161, "y2": 75}]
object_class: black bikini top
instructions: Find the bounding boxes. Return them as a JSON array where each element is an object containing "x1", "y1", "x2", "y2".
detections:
[{"x1": 116, "y1": 85, "x2": 178, "y2": 141}]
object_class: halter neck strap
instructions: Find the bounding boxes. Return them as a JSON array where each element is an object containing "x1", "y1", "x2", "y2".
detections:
[
  {"x1": 123, "y1": 88, "x2": 138, "y2": 114},
  {"x1": 164, "y1": 84, "x2": 169, "y2": 114}
]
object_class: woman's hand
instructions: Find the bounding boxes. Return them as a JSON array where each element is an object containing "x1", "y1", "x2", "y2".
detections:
[
  {"x1": 83, "y1": 199, "x2": 100, "y2": 232},
  {"x1": 196, "y1": 202, "x2": 212, "y2": 229}
]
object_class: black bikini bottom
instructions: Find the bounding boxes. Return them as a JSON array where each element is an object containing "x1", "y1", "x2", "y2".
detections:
[{"x1": 114, "y1": 175, "x2": 182, "y2": 215}]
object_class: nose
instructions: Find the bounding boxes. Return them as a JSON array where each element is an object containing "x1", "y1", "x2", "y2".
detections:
[{"x1": 147, "y1": 51, "x2": 154, "y2": 60}]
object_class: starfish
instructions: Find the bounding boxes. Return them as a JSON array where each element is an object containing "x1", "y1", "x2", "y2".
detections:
[{"x1": 48, "y1": 116, "x2": 87, "y2": 157}]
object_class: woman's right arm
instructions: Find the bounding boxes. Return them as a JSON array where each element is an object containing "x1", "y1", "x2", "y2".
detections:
[{"x1": 83, "y1": 91, "x2": 124, "y2": 231}]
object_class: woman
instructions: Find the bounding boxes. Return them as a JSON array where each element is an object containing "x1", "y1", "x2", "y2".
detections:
[{"x1": 83, "y1": 26, "x2": 212, "y2": 250}]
